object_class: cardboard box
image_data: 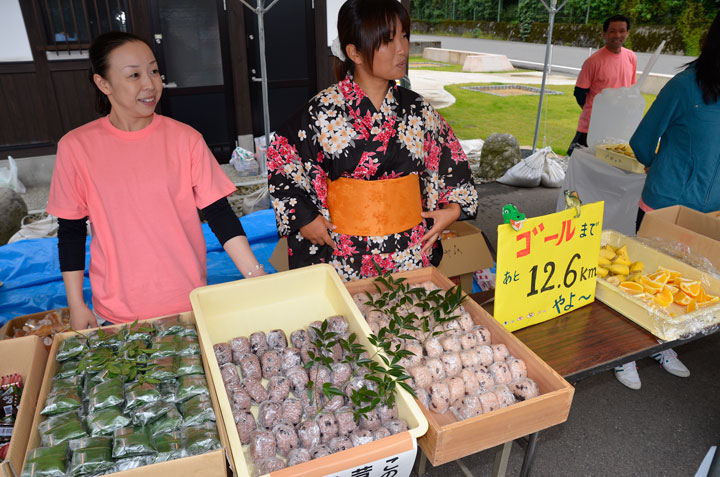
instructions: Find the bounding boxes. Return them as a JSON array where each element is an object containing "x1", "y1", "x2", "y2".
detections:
[
  {"x1": 595, "y1": 144, "x2": 646, "y2": 174},
  {"x1": 23, "y1": 313, "x2": 230, "y2": 477},
  {"x1": 0, "y1": 336, "x2": 48, "y2": 477},
  {"x1": 597, "y1": 230, "x2": 720, "y2": 341},
  {"x1": 0, "y1": 309, "x2": 71, "y2": 349},
  {"x1": 190, "y1": 264, "x2": 428, "y2": 477},
  {"x1": 269, "y1": 221, "x2": 494, "y2": 293},
  {"x1": 345, "y1": 267, "x2": 575, "y2": 466},
  {"x1": 638, "y1": 205, "x2": 720, "y2": 270}
]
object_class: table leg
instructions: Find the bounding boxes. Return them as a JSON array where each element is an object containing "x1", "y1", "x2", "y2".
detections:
[
  {"x1": 414, "y1": 449, "x2": 428, "y2": 476},
  {"x1": 519, "y1": 432, "x2": 540, "y2": 477},
  {"x1": 492, "y1": 441, "x2": 513, "y2": 477}
]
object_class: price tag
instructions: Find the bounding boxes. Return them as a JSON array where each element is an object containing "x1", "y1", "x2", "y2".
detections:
[
  {"x1": 327, "y1": 437, "x2": 417, "y2": 477},
  {"x1": 494, "y1": 202, "x2": 604, "y2": 331}
]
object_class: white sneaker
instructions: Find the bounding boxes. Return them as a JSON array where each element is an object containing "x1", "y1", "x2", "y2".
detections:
[
  {"x1": 652, "y1": 349, "x2": 690, "y2": 378},
  {"x1": 614, "y1": 361, "x2": 641, "y2": 390}
]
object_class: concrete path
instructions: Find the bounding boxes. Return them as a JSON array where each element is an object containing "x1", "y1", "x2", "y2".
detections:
[
  {"x1": 408, "y1": 68, "x2": 577, "y2": 109},
  {"x1": 412, "y1": 34, "x2": 696, "y2": 76}
]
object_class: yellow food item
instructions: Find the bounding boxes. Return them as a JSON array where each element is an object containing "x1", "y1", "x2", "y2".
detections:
[
  {"x1": 630, "y1": 261, "x2": 644, "y2": 273},
  {"x1": 674, "y1": 290, "x2": 691, "y2": 306},
  {"x1": 654, "y1": 287, "x2": 673, "y2": 307},
  {"x1": 687, "y1": 299, "x2": 698, "y2": 313},
  {"x1": 599, "y1": 248, "x2": 616, "y2": 260},
  {"x1": 608, "y1": 263, "x2": 630, "y2": 276},
  {"x1": 640, "y1": 276, "x2": 664, "y2": 294},
  {"x1": 608, "y1": 143, "x2": 636, "y2": 158},
  {"x1": 664, "y1": 284, "x2": 679, "y2": 295},
  {"x1": 657, "y1": 266, "x2": 682, "y2": 280},
  {"x1": 647, "y1": 270, "x2": 671, "y2": 284},
  {"x1": 597, "y1": 266, "x2": 609, "y2": 278},
  {"x1": 606, "y1": 276, "x2": 622, "y2": 286},
  {"x1": 679, "y1": 280, "x2": 702, "y2": 298},
  {"x1": 615, "y1": 245, "x2": 629, "y2": 260},
  {"x1": 619, "y1": 281, "x2": 644, "y2": 295},
  {"x1": 628, "y1": 272, "x2": 643, "y2": 282},
  {"x1": 598, "y1": 256, "x2": 612, "y2": 267}
]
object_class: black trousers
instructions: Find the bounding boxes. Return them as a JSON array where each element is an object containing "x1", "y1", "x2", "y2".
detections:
[{"x1": 567, "y1": 131, "x2": 588, "y2": 156}]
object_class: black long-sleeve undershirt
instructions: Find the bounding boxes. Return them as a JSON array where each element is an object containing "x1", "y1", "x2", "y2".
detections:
[
  {"x1": 57, "y1": 197, "x2": 245, "y2": 272},
  {"x1": 574, "y1": 86, "x2": 590, "y2": 108}
]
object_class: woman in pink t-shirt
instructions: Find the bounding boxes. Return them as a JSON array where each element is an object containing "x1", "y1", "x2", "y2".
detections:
[{"x1": 47, "y1": 32, "x2": 267, "y2": 329}]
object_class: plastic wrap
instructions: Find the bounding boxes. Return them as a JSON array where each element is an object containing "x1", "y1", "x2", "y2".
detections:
[{"x1": 112, "y1": 427, "x2": 156, "y2": 459}]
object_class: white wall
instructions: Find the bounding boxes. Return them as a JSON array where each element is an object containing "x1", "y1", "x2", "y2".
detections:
[{"x1": 0, "y1": 0, "x2": 33, "y2": 62}]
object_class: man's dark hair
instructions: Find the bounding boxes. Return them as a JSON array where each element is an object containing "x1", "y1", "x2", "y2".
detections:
[{"x1": 603, "y1": 15, "x2": 631, "y2": 32}]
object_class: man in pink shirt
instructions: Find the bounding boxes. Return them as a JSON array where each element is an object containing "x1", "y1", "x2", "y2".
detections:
[{"x1": 567, "y1": 15, "x2": 637, "y2": 156}]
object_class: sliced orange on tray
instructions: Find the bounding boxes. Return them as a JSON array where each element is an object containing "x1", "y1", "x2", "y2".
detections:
[
  {"x1": 679, "y1": 280, "x2": 702, "y2": 298},
  {"x1": 654, "y1": 287, "x2": 674, "y2": 307},
  {"x1": 640, "y1": 276, "x2": 665, "y2": 294},
  {"x1": 619, "y1": 281, "x2": 644, "y2": 295},
  {"x1": 674, "y1": 290, "x2": 692, "y2": 306}
]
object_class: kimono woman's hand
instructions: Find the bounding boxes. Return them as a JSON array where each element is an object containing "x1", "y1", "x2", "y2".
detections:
[
  {"x1": 420, "y1": 203, "x2": 461, "y2": 254},
  {"x1": 299, "y1": 215, "x2": 337, "y2": 249}
]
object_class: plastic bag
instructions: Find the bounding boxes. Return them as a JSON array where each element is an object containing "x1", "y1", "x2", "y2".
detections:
[
  {"x1": 54, "y1": 360, "x2": 80, "y2": 380},
  {"x1": 0, "y1": 156, "x2": 27, "y2": 193},
  {"x1": 184, "y1": 423, "x2": 221, "y2": 456},
  {"x1": 67, "y1": 436, "x2": 112, "y2": 451},
  {"x1": 242, "y1": 186, "x2": 271, "y2": 215},
  {"x1": 155, "y1": 315, "x2": 184, "y2": 336},
  {"x1": 112, "y1": 455, "x2": 154, "y2": 472},
  {"x1": 20, "y1": 454, "x2": 65, "y2": 477},
  {"x1": 112, "y1": 427, "x2": 157, "y2": 459},
  {"x1": 147, "y1": 357, "x2": 176, "y2": 382},
  {"x1": 175, "y1": 356, "x2": 204, "y2": 377},
  {"x1": 124, "y1": 382, "x2": 161, "y2": 411},
  {"x1": 41, "y1": 389, "x2": 82, "y2": 416},
  {"x1": 8, "y1": 214, "x2": 58, "y2": 243},
  {"x1": 497, "y1": 148, "x2": 547, "y2": 187},
  {"x1": 176, "y1": 375, "x2": 210, "y2": 402},
  {"x1": 541, "y1": 156, "x2": 566, "y2": 188},
  {"x1": 132, "y1": 401, "x2": 175, "y2": 427},
  {"x1": 56, "y1": 336, "x2": 85, "y2": 362},
  {"x1": 176, "y1": 336, "x2": 201, "y2": 357},
  {"x1": 50, "y1": 375, "x2": 81, "y2": 393},
  {"x1": 179, "y1": 395, "x2": 216, "y2": 427},
  {"x1": 150, "y1": 407, "x2": 183, "y2": 437},
  {"x1": 229, "y1": 146, "x2": 260, "y2": 177},
  {"x1": 67, "y1": 446, "x2": 114, "y2": 476},
  {"x1": 86, "y1": 406, "x2": 132, "y2": 436},
  {"x1": 150, "y1": 335, "x2": 180, "y2": 359},
  {"x1": 152, "y1": 431, "x2": 186, "y2": 462},
  {"x1": 38, "y1": 412, "x2": 88, "y2": 446},
  {"x1": 158, "y1": 380, "x2": 179, "y2": 403},
  {"x1": 88, "y1": 377, "x2": 125, "y2": 411},
  {"x1": 24, "y1": 443, "x2": 68, "y2": 461}
]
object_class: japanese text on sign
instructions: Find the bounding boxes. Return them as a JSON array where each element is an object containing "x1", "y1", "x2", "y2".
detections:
[
  {"x1": 495, "y1": 202, "x2": 604, "y2": 331},
  {"x1": 329, "y1": 438, "x2": 417, "y2": 477}
]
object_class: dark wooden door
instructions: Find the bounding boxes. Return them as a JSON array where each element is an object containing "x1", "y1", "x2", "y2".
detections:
[{"x1": 148, "y1": 0, "x2": 236, "y2": 161}]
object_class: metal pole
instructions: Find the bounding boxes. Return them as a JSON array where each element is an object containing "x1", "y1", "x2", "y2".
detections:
[
  {"x1": 585, "y1": 0, "x2": 590, "y2": 24},
  {"x1": 532, "y1": 0, "x2": 566, "y2": 152},
  {"x1": 497, "y1": 0, "x2": 502, "y2": 22},
  {"x1": 257, "y1": 0, "x2": 271, "y2": 175}
]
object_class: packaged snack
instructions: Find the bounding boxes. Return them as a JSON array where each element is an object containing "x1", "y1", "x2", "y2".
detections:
[
  {"x1": 183, "y1": 423, "x2": 221, "y2": 456},
  {"x1": 112, "y1": 455, "x2": 154, "y2": 472},
  {"x1": 132, "y1": 401, "x2": 175, "y2": 427},
  {"x1": 125, "y1": 323, "x2": 156, "y2": 342},
  {"x1": 54, "y1": 360, "x2": 80, "y2": 380},
  {"x1": 66, "y1": 446, "x2": 114, "y2": 476},
  {"x1": 146, "y1": 357, "x2": 176, "y2": 382},
  {"x1": 153, "y1": 431, "x2": 186, "y2": 462},
  {"x1": 149, "y1": 407, "x2": 183, "y2": 437},
  {"x1": 49, "y1": 375, "x2": 81, "y2": 393},
  {"x1": 67, "y1": 436, "x2": 112, "y2": 451},
  {"x1": 20, "y1": 454, "x2": 66, "y2": 477},
  {"x1": 176, "y1": 336, "x2": 201, "y2": 357},
  {"x1": 177, "y1": 323, "x2": 198, "y2": 338},
  {"x1": 124, "y1": 381, "x2": 161, "y2": 411},
  {"x1": 158, "y1": 380, "x2": 179, "y2": 403},
  {"x1": 38, "y1": 412, "x2": 88, "y2": 446},
  {"x1": 88, "y1": 377, "x2": 125, "y2": 411},
  {"x1": 150, "y1": 336, "x2": 180, "y2": 359},
  {"x1": 174, "y1": 356, "x2": 204, "y2": 377},
  {"x1": 155, "y1": 315, "x2": 184, "y2": 336},
  {"x1": 176, "y1": 375, "x2": 210, "y2": 402},
  {"x1": 24, "y1": 443, "x2": 69, "y2": 461},
  {"x1": 40, "y1": 389, "x2": 82, "y2": 416},
  {"x1": 112, "y1": 427, "x2": 157, "y2": 459},
  {"x1": 86, "y1": 406, "x2": 132, "y2": 437},
  {"x1": 1, "y1": 373, "x2": 23, "y2": 430},
  {"x1": 179, "y1": 395, "x2": 215, "y2": 427},
  {"x1": 55, "y1": 336, "x2": 85, "y2": 362}
]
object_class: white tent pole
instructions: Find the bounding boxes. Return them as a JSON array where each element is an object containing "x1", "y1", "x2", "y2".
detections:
[
  {"x1": 532, "y1": 0, "x2": 566, "y2": 152},
  {"x1": 238, "y1": 0, "x2": 282, "y2": 174}
]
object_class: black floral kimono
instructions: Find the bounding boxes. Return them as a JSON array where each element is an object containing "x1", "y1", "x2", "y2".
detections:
[{"x1": 267, "y1": 74, "x2": 478, "y2": 281}]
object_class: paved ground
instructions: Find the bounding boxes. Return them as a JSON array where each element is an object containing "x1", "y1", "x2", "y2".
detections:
[{"x1": 412, "y1": 35, "x2": 696, "y2": 76}]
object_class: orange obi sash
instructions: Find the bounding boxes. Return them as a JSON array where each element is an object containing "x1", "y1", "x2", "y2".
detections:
[{"x1": 327, "y1": 174, "x2": 423, "y2": 236}]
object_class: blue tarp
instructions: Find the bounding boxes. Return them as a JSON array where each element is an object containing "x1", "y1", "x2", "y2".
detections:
[{"x1": 0, "y1": 209, "x2": 280, "y2": 324}]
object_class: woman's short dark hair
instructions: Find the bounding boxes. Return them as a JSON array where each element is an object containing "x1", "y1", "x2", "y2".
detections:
[
  {"x1": 334, "y1": 0, "x2": 411, "y2": 82},
  {"x1": 603, "y1": 15, "x2": 631, "y2": 32},
  {"x1": 88, "y1": 31, "x2": 151, "y2": 115},
  {"x1": 693, "y1": 11, "x2": 720, "y2": 105}
]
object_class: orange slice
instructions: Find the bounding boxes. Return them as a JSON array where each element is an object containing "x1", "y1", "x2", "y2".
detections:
[
  {"x1": 640, "y1": 276, "x2": 664, "y2": 294},
  {"x1": 654, "y1": 287, "x2": 673, "y2": 307},
  {"x1": 679, "y1": 280, "x2": 702, "y2": 298},
  {"x1": 673, "y1": 290, "x2": 692, "y2": 306},
  {"x1": 686, "y1": 299, "x2": 698, "y2": 313},
  {"x1": 664, "y1": 284, "x2": 679, "y2": 295},
  {"x1": 619, "y1": 281, "x2": 644, "y2": 295},
  {"x1": 657, "y1": 266, "x2": 682, "y2": 280},
  {"x1": 647, "y1": 270, "x2": 671, "y2": 284}
]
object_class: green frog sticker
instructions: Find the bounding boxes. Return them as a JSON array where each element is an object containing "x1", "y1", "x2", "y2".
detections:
[{"x1": 564, "y1": 190, "x2": 582, "y2": 218}]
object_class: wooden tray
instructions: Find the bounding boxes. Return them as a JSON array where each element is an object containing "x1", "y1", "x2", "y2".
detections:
[
  {"x1": 345, "y1": 267, "x2": 575, "y2": 466},
  {"x1": 595, "y1": 144, "x2": 646, "y2": 174}
]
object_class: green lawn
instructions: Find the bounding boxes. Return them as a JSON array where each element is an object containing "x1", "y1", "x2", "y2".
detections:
[
  {"x1": 409, "y1": 56, "x2": 464, "y2": 72},
  {"x1": 437, "y1": 83, "x2": 657, "y2": 156}
]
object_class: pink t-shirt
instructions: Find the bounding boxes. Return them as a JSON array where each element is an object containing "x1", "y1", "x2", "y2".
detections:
[
  {"x1": 576, "y1": 47, "x2": 637, "y2": 133},
  {"x1": 47, "y1": 114, "x2": 237, "y2": 323}
]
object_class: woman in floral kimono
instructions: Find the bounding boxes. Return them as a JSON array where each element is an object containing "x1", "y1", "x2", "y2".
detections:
[{"x1": 267, "y1": 0, "x2": 478, "y2": 281}]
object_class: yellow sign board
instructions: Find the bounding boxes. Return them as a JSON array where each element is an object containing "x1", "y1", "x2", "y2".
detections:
[{"x1": 494, "y1": 202, "x2": 604, "y2": 331}]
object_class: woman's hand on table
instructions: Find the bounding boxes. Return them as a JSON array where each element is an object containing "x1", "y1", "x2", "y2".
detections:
[
  {"x1": 420, "y1": 203, "x2": 461, "y2": 254},
  {"x1": 70, "y1": 303, "x2": 97, "y2": 330},
  {"x1": 300, "y1": 215, "x2": 337, "y2": 249}
]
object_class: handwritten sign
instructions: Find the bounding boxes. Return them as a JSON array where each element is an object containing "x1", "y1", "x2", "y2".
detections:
[{"x1": 494, "y1": 202, "x2": 604, "y2": 331}]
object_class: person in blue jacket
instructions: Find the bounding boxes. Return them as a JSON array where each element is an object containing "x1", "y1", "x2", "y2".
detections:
[{"x1": 613, "y1": 11, "x2": 720, "y2": 390}]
